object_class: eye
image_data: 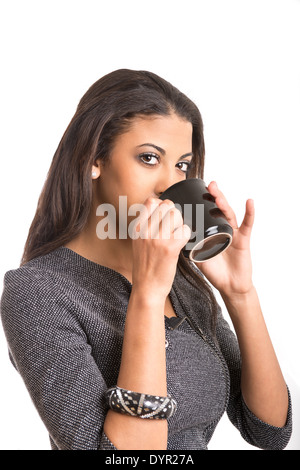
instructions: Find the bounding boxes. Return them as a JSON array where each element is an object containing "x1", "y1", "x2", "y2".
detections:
[
  {"x1": 138, "y1": 152, "x2": 160, "y2": 166},
  {"x1": 177, "y1": 161, "x2": 191, "y2": 173}
]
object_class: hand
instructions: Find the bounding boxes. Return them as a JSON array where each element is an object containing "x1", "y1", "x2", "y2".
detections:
[
  {"x1": 195, "y1": 181, "x2": 255, "y2": 298},
  {"x1": 131, "y1": 197, "x2": 191, "y2": 301}
]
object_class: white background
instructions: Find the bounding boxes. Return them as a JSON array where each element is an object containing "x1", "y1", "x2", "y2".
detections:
[{"x1": 0, "y1": 0, "x2": 299, "y2": 450}]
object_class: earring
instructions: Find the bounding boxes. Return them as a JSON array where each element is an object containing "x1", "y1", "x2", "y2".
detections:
[{"x1": 91, "y1": 171, "x2": 98, "y2": 178}]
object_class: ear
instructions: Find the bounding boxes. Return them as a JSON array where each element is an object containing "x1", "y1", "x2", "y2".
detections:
[{"x1": 91, "y1": 159, "x2": 101, "y2": 179}]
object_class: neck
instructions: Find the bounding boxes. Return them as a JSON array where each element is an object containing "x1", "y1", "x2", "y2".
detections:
[{"x1": 65, "y1": 214, "x2": 134, "y2": 278}]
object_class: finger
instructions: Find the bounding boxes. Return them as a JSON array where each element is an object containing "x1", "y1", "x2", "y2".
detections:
[
  {"x1": 173, "y1": 224, "x2": 192, "y2": 247},
  {"x1": 162, "y1": 206, "x2": 184, "y2": 240},
  {"x1": 239, "y1": 199, "x2": 255, "y2": 237},
  {"x1": 140, "y1": 197, "x2": 163, "y2": 222},
  {"x1": 208, "y1": 181, "x2": 238, "y2": 229},
  {"x1": 132, "y1": 197, "x2": 162, "y2": 235},
  {"x1": 149, "y1": 201, "x2": 183, "y2": 239},
  {"x1": 136, "y1": 198, "x2": 175, "y2": 238}
]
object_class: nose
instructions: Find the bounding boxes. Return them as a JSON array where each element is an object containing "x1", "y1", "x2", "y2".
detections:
[{"x1": 155, "y1": 172, "x2": 180, "y2": 198}]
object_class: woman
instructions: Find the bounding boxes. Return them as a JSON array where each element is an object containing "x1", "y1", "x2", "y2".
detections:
[{"x1": 0, "y1": 69, "x2": 292, "y2": 450}]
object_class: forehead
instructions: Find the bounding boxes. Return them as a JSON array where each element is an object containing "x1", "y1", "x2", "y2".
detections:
[{"x1": 116, "y1": 114, "x2": 193, "y2": 148}]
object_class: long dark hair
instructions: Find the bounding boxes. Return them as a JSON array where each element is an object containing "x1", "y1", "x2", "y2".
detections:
[{"x1": 21, "y1": 69, "x2": 218, "y2": 331}]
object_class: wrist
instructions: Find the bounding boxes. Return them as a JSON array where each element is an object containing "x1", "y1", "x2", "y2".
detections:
[
  {"x1": 220, "y1": 284, "x2": 256, "y2": 305},
  {"x1": 130, "y1": 286, "x2": 167, "y2": 308},
  {"x1": 220, "y1": 285, "x2": 259, "y2": 323}
]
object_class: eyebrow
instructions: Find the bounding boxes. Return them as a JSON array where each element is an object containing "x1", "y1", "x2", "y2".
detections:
[{"x1": 137, "y1": 143, "x2": 193, "y2": 161}]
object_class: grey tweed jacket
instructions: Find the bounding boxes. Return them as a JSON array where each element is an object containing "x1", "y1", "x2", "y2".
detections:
[{"x1": 0, "y1": 247, "x2": 292, "y2": 450}]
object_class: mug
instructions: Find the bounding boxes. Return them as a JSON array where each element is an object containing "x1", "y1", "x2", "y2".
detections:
[{"x1": 159, "y1": 178, "x2": 233, "y2": 263}]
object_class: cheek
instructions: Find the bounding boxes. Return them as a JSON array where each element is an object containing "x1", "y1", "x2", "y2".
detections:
[
  {"x1": 115, "y1": 165, "x2": 151, "y2": 200},
  {"x1": 96, "y1": 169, "x2": 148, "y2": 214},
  {"x1": 97, "y1": 155, "x2": 155, "y2": 210}
]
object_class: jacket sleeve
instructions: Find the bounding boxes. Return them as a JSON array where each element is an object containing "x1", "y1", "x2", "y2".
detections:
[
  {"x1": 215, "y1": 307, "x2": 292, "y2": 450},
  {"x1": 0, "y1": 268, "x2": 117, "y2": 450}
]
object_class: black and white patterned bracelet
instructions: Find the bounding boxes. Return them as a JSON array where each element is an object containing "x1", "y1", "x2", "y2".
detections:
[{"x1": 106, "y1": 386, "x2": 177, "y2": 419}]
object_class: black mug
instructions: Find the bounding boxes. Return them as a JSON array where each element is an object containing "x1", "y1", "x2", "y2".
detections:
[{"x1": 159, "y1": 178, "x2": 233, "y2": 262}]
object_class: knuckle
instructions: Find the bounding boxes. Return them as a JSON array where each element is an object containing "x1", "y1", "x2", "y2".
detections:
[
  {"x1": 145, "y1": 197, "x2": 161, "y2": 209},
  {"x1": 161, "y1": 242, "x2": 176, "y2": 256},
  {"x1": 162, "y1": 199, "x2": 175, "y2": 209}
]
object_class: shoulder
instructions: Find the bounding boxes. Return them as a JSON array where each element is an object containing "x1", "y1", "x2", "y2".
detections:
[
  {"x1": 2, "y1": 260, "x2": 68, "y2": 310},
  {"x1": 3, "y1": 261, "x2": 57, "y2": 289},
  {"x1": 0, "y1": 259, "x2": 76, "y2": 340},
  {"x1": 1, "y1": 247, "x2": 86, "y2": 310}
]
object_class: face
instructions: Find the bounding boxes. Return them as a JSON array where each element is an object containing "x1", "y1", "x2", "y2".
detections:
[{"x1": 93, "y1": 113, "x2": 193, "y2": 226}]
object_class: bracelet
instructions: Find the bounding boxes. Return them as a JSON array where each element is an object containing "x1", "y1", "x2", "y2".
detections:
[{"x1": 106, "y1": 386, "x2": 177, "y2": 419}]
